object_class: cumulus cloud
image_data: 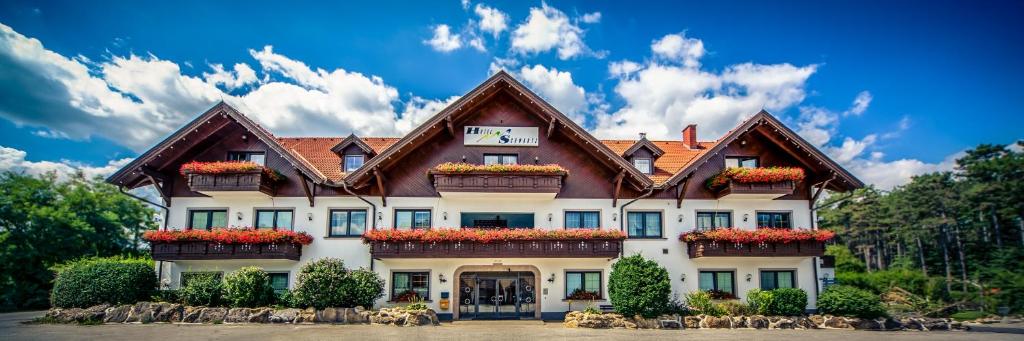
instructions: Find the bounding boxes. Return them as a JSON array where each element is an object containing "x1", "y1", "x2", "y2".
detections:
[
  {"x1": 510, "y1": 2, "x2": 593, "y2": 60},
  {"x1": 651, "y1": 33, "x2": 705, "y2": 68},
  {"x1": 395, "y1": 95, "x2": 461, "y2": 133},
  {"x1": 845, "y1": 91, "x2": 872, "y2": 116},
  {"x1": 580, "y1": 12, "x2": 602, "y2": 24},
  {"x1": 0, "y1": 145, "x2": 131, "y2": 180},
  {"x1": 203, "y1": 63, "x2": 257, "y2": 90},
  {"x1": 424, "y1": 24, "x2": 463, "y2": 52},
  {"x1": 608, "y1": 60, "x2": 641, "y2": 78},
  {"x1": 517, "y1": 64, "x2": 588, "y2": 121},
  {"x1": 475, "y1": 4, "x2": 508, "y2": 38}
]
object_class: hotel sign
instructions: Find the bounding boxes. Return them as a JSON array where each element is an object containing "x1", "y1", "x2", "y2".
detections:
[{"x1": 464, "y1": 126, "x2": 539, "y2": 147}]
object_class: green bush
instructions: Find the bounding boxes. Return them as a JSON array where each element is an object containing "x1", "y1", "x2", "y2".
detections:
[
  {"x1": 685, "y1": 290, "x2": 725, "y2": 316},
  {"x1": 223, "y1": 267, "x2": 275, "y2": 307},
  {"x1": 275, "y1": 290, "x2": 295, "y2": 308},
  {"x1": 151, "y1": 290, "x2": 181, "y2": 303},
  {"x1": 292, "y1": 259, "x2": 349, "y2": 309},
  {"x1": 817, "y1": 285, "x2": 887, "y2": 318},
  {"x1": 50, "y1": 257, "x2": 157, "y2": 308},
  {"x1": 608, "y1": 254, "x2": 671, "y2": 318},
  {"x1": 767, "y1": 288, "x2": 807, "y2": 316},
  {"x1": 341, "y1": 269, "x2": 385, "y2": 308},
  {"x1": 825, "y1": 245, "x2": 866, "y2": 273},
  {"x1": 716, "y1": 300, "x2": 753, "y2": 315},
  {"x1": 950, "y1": 310, "x2": 988, "y2": 321},
  {"x1": 746, "y1": 289, "x2": 773, "y2": 315},
  {"x1": 663, "y1": 294, "x2": 687, "y2": 316},
  {"x1": 180, "y1": 273, "x2": 223, "y2": 306}
]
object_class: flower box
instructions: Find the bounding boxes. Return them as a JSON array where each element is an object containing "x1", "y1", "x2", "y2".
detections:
[
  {"x1": 680, "y1": 228, "x2": 832, "y2": 258},
  {"x1": 364, "y1": 228, "x2": 624, "y2": 258},
  {"x1": 428, "y1": 163, "x2": 567, "y2": 194},
  {"x1": 180, "y1": 161, "x2": 282, "y2": 196},
  {"x1": 144, "y1": 228, "x2": 311, "y2": 261},
  {"x1": 707, "y1": 167, "x2": 804, "y2": 199}
]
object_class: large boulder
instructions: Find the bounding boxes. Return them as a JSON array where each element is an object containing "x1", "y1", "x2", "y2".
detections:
[
  {"x1": 882, "y1": 318, "x2": 903, "y2": 330},
  {"x1": 247, "y1": 308, "x2": 272, "y2": 323},
  {"x1": 684, "y1": 315, "x2": 701, "y2": 329},
  {"x1": 920, "y1": 318, "x2": 949, "y2": 331},
  {"x1": 731, "y1": 316, "x2": 748, "y2": 328},
  {"x1": 852, "y1": 318, "x2": 881, "y2": 330},
  {"x1": 315, "y1": 308, "x2": 342, "y2": 323},
  {"x1": 748, "y1": 315, "x2": 770, "y2": 329},
  {"x1": 807, "y1": 314, "x2": 825, "y2": 327},
  {"x1": 153, "y1": 303, "x2": 183, "y2": 323},
  {"x1": 823, "y1": 315, "x2": 852, "y2": 329},
  {"x1": 295, "y1": 308, "x2": 316, "y2": 324},
  {"x1": 125, "y1": 302, "x2": 156, "y2": 323},
  {"x1": 181, "y1": 306, "x2": 204, "y2": 323},
  {"x1": 270, "y1": 308, "x2": 299, "y2": 323},
  {"x1": 197, "y1": 307, "x2": 227, "y2": 324},
  {"x1": 700, "y1": 315, "x2": 732, "y2": 329},
  {"x1": 225, "y1": 308, "x2": 251, "y2": 323},
  {"x1": 794, "y1": 316, "x2": 818, "y2": 329},
  {"x1": 769, "y1": 317, "x2": 796, "y2": 329},
  {"x1": 104, "y1": 305, "x2": 132, "y2": 323}
]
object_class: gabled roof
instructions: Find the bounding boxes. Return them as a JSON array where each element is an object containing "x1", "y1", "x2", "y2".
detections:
[
  {"x1": 343, "y1": 71, "x2": 654, "y2": 190},
  {"x1": 330, "y1": 134, "x2": 378, "y2": 155},
  {"x1": 620, "y1": 138, "x2": 666, "y2": 158},
  {"x1": 603, "y1": 139, "x2": 715, "y2": 185},
  {"x1": 279, "y1": 136, "x2": 398, "y2": 182},
  {"x1": 660, "y1": 110, "x2": 863, "y2": 190},
  {"x1": 106, "y1": 102, "x2": 327, "y2": 187}
]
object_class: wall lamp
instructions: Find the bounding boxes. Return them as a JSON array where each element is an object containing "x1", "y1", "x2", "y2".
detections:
[
  {"x1": 443, "y1": 211, "x2": 448, "y2": 220},
  {"x1": 439, "y1": 274, "x2": 447, "y2": 283},
  {"x1": 547, "y1": 213, "x2": 553, "y2": 222},
  {"x1": 307, "y1": 212, "x2": 314, "y2": 221},
  {"x1": 678, "y1": 214, "x2": 684, "y2": 222},
  {"x1": 745, "y1": 274, "x2": 753, "y2": 282},
  {"x1": 680, "y1": 274, "x2": 686, "y2": 282},
  {"x1": 236, "y1": 212, "x2": 243, "y2": 221},
  {"x1": 612, "y1": 213, "x2": 618, "y2": 221},
  {"x1": 547, "y1": 273, "x2": 556, "y2": 283},
  {"x1": 743, "y1": 214, "x2": 749, "y2": 222}
]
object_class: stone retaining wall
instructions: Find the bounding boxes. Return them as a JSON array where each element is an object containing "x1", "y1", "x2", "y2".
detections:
[
  {"x1": 563, "y1": 311, "x2": 967, "y2": 331},
  {"x1": 45, "y1": 302, "x2": 440, "y2": 326}
]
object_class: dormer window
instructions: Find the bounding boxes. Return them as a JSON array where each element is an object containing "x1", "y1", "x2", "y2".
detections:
[
  {"x1": 344, "y1": 155, "x2": 365, "y2": 173},
  {"x1": 227, "y1": 151, "x2": 265, "y2": 166},
  {"x1": 633, "y1": 158, "x2": 652, "y2": 174},
  {"x1": 725, "y1": 156, "x2": 758, "y2": 168}
]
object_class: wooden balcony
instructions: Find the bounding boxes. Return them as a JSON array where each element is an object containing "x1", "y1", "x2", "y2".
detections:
[
  {"x1": 150, "y1": 241, "x2": 302, "y2": 261},
  {"x1": 369, "y1": 239, "x2": 622, "y2": 259},
  {"x1": 685, "y1": 240, "x2": 825, "y2": 258},
  {"x1": 429, "y1": 171, "x2": 565, "y2": 198},
  {"x1": 716, "y1": 180, "x2": 796, "y2": 199},
  {"x1": 186, "y1": 171, "x2": 277, "y2": 196}
]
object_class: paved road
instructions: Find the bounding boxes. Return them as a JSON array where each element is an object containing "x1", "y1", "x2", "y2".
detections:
[{"x1": 2, "y1": 311, "x2": 1022, "y2": 341}]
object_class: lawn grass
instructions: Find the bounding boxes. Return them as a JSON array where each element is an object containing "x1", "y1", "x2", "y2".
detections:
[{"x1": 950, "y1": 310, "x2": 989, "y2": 321}]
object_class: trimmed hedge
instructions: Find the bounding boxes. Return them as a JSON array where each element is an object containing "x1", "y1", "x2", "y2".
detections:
[
  {"x1": 817, "y1": 285, "x2": 887, "y2": 318},
  {"x1": 180, "y1": 273, "x2": 223, "y2": 306},
  {"x1": 608, "y1": 254, "x2": 671, "y2": 318},
  {"x1": 224, "y1": 267, "x2": 276, "y2": 308},
  {"x1": 292, "y1": 258, "x2": 384, "y2": 309},
  {"x1": 50, "y1": 257, "x2": 157, "y2": 308},
  {"x1": 747, "y1": 288, "x2": 808, "y2": 316},
  {"x1": 342, "y1": 269, "x2": 385, "y2": 308}
]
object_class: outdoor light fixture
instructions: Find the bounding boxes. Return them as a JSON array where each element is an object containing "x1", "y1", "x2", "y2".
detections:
[
  {"x1": 307, "y1": 213, "x2": 314, "y2": 221},
  {"x1": 236, "y1": 212, "x2": 243, "y2": 221},
  {"x1": 547, "y1": 213, "x2": 553, "y2": 222},
  {"x1": 443, "y1": 211, "x2": 448, "y2": 220},
  {"x1": 680, "y1": 274, "x2": 686, "y2": 282},
  {"x1": 439, "y1": 274, "x2": 447, "y2": 283},
  {"x1": 745, "y1": 274, "x2": 752, "y2": 282},
  {"x1": 377, "y1": 212, "x2": 383, "y2": 221},
  {"x1": 612, "y1": 213, "x2": 618, "y2": 221},
  {"x1": 743, "y1": 214, "x2": 749, "y2": 222},
  {"x1": 547, "y1": 273, "x2": 555, "y2": 283},
  {"x1": 678, "y1": 214, "x2": 684, "y2": 222},
  {"x1": 534, "y1": 156, "x2": 540, "y2": 164}
]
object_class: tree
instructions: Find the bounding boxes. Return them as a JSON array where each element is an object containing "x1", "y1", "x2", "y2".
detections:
[
  {"x1": 608, "y1": 254, "x2": 671, "y2": 318},
  {"x1": 0, "y1": 172, "x2": 156, "y2": 311}
]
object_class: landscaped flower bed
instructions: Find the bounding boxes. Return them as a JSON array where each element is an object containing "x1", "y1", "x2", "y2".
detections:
[
  {"x1": 429, "y1": 162, "x2": 568, "y2": 175},
  {"x1": 362, "y1": 228, "x2": 625, "y2": 243},
  {"x1": 179, "y1": 161, "x2": 283, "y2": 181},
  {"x1": 679, "y1": 228, "x2": 834, "y2": 244},
  {"x1": 143, "y1": 228, "x2": 314, "y2": 245},
  {"x1": 706, "y1": 167, "x2": 805, "y2": 189}
]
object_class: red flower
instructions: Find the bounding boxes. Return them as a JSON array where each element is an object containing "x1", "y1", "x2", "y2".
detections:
[
  {"x1": 179, "y1": 161, "x2": 283, "y2": 181},
  {"x1": 429, "y1": 162, "x2": 568, "y2": 175},
  {"x1": 143, "y1": 228, "x2": 313, "y2": 245},
  {"x1": 362, "y1": 228, "x2": 625, "y2": 243},
  {"x1": 679, "y1": 228, "x2": 834, "y2": 244},
  {"x1": 706, "y1": 167, "x2": 805, "y2": 189}
]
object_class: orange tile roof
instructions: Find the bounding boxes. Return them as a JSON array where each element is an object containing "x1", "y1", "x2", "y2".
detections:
[{"x1": 279, "y1": 136, "x2": 713, "y2": 185}]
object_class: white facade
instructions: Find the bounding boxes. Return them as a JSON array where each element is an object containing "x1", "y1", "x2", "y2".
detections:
[{"x1": 159, "y1": 194, "x2": 828, "y2": 318}]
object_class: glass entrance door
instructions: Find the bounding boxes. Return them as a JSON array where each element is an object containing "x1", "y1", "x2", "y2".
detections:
[{"x1": 458, "y1": 272, "x2": 536, "y2": 320}]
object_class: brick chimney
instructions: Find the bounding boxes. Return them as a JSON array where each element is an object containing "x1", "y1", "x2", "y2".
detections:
[{"x1": 682, "y1": 124, "x2": 698, "y2": 149}]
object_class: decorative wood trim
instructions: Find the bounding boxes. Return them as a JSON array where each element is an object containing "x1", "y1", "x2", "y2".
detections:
[
  {"x1": 374, "y1": 167, "x2": 387, "y2": 207},
  {"x1": 809, "y1": 175, "x2": 834, "y2": 209},
  {"x1": 369, "y1": 239, "x2": 622, "y2": 258},
  {"x1": 547, "y1": 116, "x2": 558, "y2": 139},
  {"x1": 445, "y1": 115, "x2": 455, "y2": 136},
  {"x1": 685, "y1": 240, "x2": 825, "y2": 258},
  {"x1": 151, "y1": 241, "x2": 302, "y2": 261},
  {"x1": 676, "y1": 176, "x2": 690, "y2": 209},
  {"x1": 299, "y1": 173, "x2": 315, "y2": 207},
  {"x1": 330, "y1": 134, "x2": 376, "y2": 156},
  {"x1": 611, "y1": 170, "x2": 625, "y2": 208}
]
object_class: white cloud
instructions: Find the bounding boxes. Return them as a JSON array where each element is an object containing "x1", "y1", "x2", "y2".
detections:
[
  {"x1": 424, "y1": 24, "x2": 463, "y2": 52},
  {"x1": 395, "y1": 96, "x2": 461, "y2": 133},
  {"x1": 825, "y1": 135, "x2": 877, "y2": 164},
  {"x1": 203, "y1": 63, "x2": 257, "y2": 90},
  {"x1": 0, "y1": 145, "x2": 131, "y2": 181},
  {"x1": 517, "y1": 64, "x2": 588, "y2": 121},
  {"x1": 608, "y1": 60, "x2": 640, "y2": 78},
  {"x1": 580, "y1": 12, "x2": 602, "y2": 24},
  {"x1": 510, "y1": 2, "x2": 592, "y2": 60},
  {"x1": 651, "y1": 33, "x2": 705, "y2": 68},
  {"x1": 845, "y1": 152, "x2": 959, "y2": 190},
  {"x1": 461, "y1": 0, "x2": 471, "y2": 10},
  {"x1": 474, "y1": 4, "x2": 508, "y2": 38},
  {"x1": 845, "y1": 91, "x2": 872, "y2": 116},
  {"x1": 488, "y1": 57, "x2": 519, "y2": 75}
]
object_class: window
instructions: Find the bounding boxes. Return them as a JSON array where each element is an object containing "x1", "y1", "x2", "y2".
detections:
[
  {"x1": 344, "y1": 155, "x2": 364, "y2": 173},
  {"x1": 565, "y1": 211, "x2": 600, "y2": 229},
  {"x1": 180, "y1": 272, "x2": 223, "y2": 288},
  {"x1": 626, "y1": 212, "x2": 662, "y2": 238},
  {"x1": 698, "y1": 271, "x2": 736, "y2": 298},
  {"x1": 268, "y1": 273, "x2": 289, "y2": 293},
  {"x1": 483, "y1": 154, "x2": 518, "y2": 165},
  {"x1": 756, "y1": 212, "x2": 792, "y2": 228},
  {"x1": 255, "y1": 209, "x2": 293, "y2": 230},
  {"x1": 395, "y1": 209, "x2": 431, "y2": 230},
  {"x1": 392, "y1": 272, "x2": 429, "y2": 301},
  {"x1": 633, "y1": 158, "x2": 652, "y2": 174},
  {"x1": 725, "y1": 156, "x2": 758, "y2": 168},
  {"x1": 695, "y1": 211, "x2": 732, "y2": 230},
  {"x1": 188, "y1": 209, "x2": 227, "y2": 229},
  {"x1": 760, "y1": 270, "x2": 795, "y2": 290},
  {"x1": 227, "y1": 151, "x2": 266, "y2": 166},
  {"x1": 329, "y1": 209, "x2": 367, "y2": 237},
  {"x1": 565, "y1": 271, "x2": 602, "y2": 299}
]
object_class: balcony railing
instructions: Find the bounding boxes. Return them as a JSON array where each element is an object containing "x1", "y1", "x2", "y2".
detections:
[
  {"x1": 150, "y1": 241, "x2": 302, "y2": 261},
  {"x1": 186, "y1": 170, "x2": 277, "y2": 196},
  {"x1": 715, "y1": 180, "x2": 796, "y2": 199},
  {"x1": 685, "y1": 240, "x2": 825, "y2": 258},
  {"x1": 429, "y1": 171, "x2": 565, "y2": 194},
  {"x1": 369, "y1": 239, "x2": 622, "y2": 258}
]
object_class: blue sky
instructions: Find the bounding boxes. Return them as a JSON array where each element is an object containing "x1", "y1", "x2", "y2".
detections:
[{"x1": 0, "y1": 0, "x2": 1020, "y2": 188}]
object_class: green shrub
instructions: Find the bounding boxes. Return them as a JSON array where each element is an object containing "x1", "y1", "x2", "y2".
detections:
[
  {"x1": 292, "y1": 258, "x2": 349, "y2": 309},
  {"x1": 685, "y1": 290, "x2": 724, "y2": 316},
  {"x1": 180, "y1": 273, "x2": 223, "y2": 306},
  {"x1": 817, "y1": 285, "x2": 886, "y2": 318},
  {"x1": 608, "y1": 254, "x2": 671, "y2": 318},
  {"x1": 342, "y1": 269, "x2": 385, "y2": 308},
  {"x1": 716, "y1": 300, "x2": 753, "y2": 316},
  {"x1": 746, "y1": 289, "x2": 773, "y2": 315},
  {"x1": 663, "y1": 293, "x2": 687, "y2": 316},
  {"x1": 837, "y1": 269, "x2": 941, "y2": 300},
  {"x1": 275, "y1": 290, "x2": 295, "y2": 308},
  {"x1": 50, "y1": 257, "x2": 157, "y2": 308},
  {"x1": 950, "y1": 310, "x2": 988, "y2": 321},
  {"x1": 767, "y1": 288, "x2": 807, "y2": 316},
  {"x1": 825, "y1": 245, "x2": 866, "y2": 273},
  {"x1": 151, "y1": 290, "x2": 181, "y2": 303},
  {"x1": 223, "y1": 267, "x2": 275, "y2": 307}
]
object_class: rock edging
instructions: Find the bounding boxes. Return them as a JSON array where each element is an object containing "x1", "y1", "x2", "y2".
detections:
[
  {"x1": 563, "y1": 311, "x2": 967, "y2": 331},
  {"x1": 46, "y1": 302, "x2": 440, "y2": 326}
]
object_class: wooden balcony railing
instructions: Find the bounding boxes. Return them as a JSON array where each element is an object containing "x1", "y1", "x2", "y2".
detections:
[
  {"x1": 685, "y1": 240, "x2": 825, "y2": 258},
  {"x1": 369, "y1": 239, "x2": 622, "y2": 258},
  {"x1": 150, "y1": 241, "x2": 302, "y2": 261},
  {"x1": 429, "y1": 171, "x2": 565, "y2": 194},
  {"x1": 186, "y1": 171, "x2": 277, "y2": 196},
  {"x1": 716, "y1": 180, "x2": 796, "y2": 199}
]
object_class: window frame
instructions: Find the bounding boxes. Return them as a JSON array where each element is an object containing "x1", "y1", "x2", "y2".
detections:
[
  {"x1": 695, "y1": 210, "x2": 733, "y2": 230},
  {"x1": 179, "y1": 271, "x2": 224, "y2": 288},
  {"x1": 632, "y1": 158, "x2": 653, "y2": 174},
  {"x1": 564, "y1": 270, "x2": 603, "y2": 300},
  {"x1": 391, "y1": 271, "x2": 431, "y2": 301},
  {"x1": 759, "y1": 269, "x2": 797, "y2": 290},
  {"x1": 327, "y1": 208, "x2": 369, "y2": 237},
  {"x1": 267, "y1": 272, "x2": 290, "y2": 293},
  {"x1": 697, "y1": 270, "x2": 737, "y2": 297},
  {"x1": 625, "y1": 210, "x2": 663, "y2": 238},
  {"x1": 186, "y1": 208, "x2": 229, "y2": 230},
  {"x1": 343, "y1": 154, "x2": 365, "y2": 173},
  {"x1": 227, "y1": 151, "x2": 267, "y2": 165},
  {"x1": 755, "y1": 211, "x2": 793, "y2": 229},
  {"x1": 394, "y1": 209, "x2": 432, "y2": 230},
  {"x1": 725, "y1": 156, "x2": 758, "y2": 168},
  {"x1": 564, "y1": 210, "x2": 601, "y2": 229},
  {"x1": 483, "y1": 153, "x2": 519, "y2": 165},
  {"x1": 253, "y1": 208, "x2": 295, "y2": 230}
]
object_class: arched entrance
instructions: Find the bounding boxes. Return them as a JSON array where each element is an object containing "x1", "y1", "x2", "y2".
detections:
[{"x1": 452, "y1": 264, "x2": 541, "y2": 320}]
